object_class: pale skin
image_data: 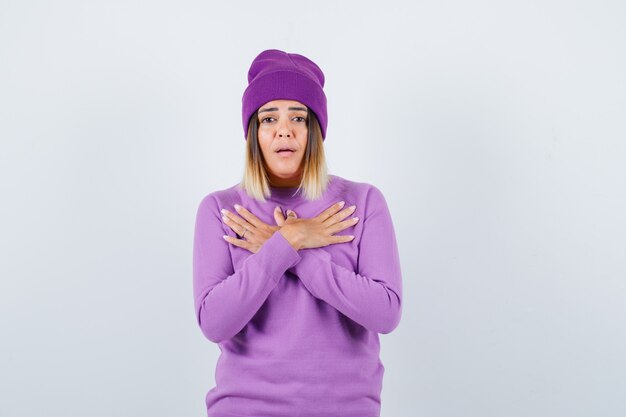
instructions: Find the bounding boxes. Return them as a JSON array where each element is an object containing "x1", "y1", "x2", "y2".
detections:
[{"x1": 221, "y1": 99, "x2": 359, "y2": 253}]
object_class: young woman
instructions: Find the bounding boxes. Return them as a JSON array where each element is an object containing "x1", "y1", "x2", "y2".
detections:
[{"x1": 192, "y1": 49, "x2": 403, "y2": 417}]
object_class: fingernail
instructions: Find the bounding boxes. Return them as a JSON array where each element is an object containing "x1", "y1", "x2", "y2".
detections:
[
  {"x1": 275, "y1": 206, "x2": 281, "y2": 211},
  {"x1": 234, "y1": 204, "x2": 241, "y2": 210},
  {"x1": 338, "y1": 201, "x2": 345, "y2": 207}
]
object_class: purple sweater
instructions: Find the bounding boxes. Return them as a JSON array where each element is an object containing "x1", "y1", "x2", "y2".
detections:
[{"x1": 192, "y1": 174, "x2": 403, "y2": 417}]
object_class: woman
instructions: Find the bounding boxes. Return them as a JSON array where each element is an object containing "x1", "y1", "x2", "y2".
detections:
[{"x1": 192, "y1": 49, "x2": 403, "y2": 417}]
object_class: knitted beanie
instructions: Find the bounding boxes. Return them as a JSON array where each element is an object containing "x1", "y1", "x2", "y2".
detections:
[{"x1": 241, "y1": 49, "x2": 328, "y2": 140}]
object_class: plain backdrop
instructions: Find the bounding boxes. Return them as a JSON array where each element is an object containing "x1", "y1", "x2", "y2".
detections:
[{"x1": 1, "y1": 1, "x2": 625, "y2": 416}]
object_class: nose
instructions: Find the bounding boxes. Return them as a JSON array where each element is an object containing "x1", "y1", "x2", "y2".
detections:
[{"x1": 277, "y1": 118, "x2": 292, "y2": 137}]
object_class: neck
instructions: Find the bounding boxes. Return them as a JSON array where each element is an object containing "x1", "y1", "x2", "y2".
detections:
[{"x1": 268, "y1": 174, "x2": 302, "y2": 188}]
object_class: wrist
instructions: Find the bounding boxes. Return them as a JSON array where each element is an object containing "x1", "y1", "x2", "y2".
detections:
[{"x1": 278, "y1": 226, "x2": 300, "y2": 251}]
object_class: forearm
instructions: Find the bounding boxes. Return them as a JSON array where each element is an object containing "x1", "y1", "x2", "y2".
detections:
[
  {"x1": 194, "y1": 230, "x2": 302, "y2": 343},
  {"x1": 289, "y1": 248, "x2": 402, "y2": 334}
]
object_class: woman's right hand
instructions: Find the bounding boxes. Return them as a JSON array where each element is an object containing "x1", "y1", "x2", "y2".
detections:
[{"x1": 278, "y1": 201, "x2": 359, "y2": 251}]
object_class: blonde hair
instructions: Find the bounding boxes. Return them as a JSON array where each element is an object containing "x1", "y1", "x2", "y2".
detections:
[{"x1": 239, "y1": 108, "x2": 329, "y2": 202}]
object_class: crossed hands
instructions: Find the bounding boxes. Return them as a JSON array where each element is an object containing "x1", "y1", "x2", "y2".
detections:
[{"x1": 221, "y1": 201, "x2": 359, "y2": 253}]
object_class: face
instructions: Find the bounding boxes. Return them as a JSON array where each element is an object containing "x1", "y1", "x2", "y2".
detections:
[{"x1": 256, "y1": 99, "x2": 308, "y2": 187}]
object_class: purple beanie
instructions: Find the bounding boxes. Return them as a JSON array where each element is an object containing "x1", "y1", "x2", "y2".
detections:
[{"x1": 242, "y1": 49, "x2": 328, "y2": 140}]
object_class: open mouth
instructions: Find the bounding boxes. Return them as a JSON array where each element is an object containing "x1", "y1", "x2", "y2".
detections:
[
  {"x1": 276, "y1": 146, "x2": 296, "y2": 156},
  {"x1": 277, "y1": 149, "x2": 295, "y2": 157}
]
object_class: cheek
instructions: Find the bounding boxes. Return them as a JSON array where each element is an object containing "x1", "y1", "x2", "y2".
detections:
[
  {"x1": 297, "y1": 134, "x2": 308, "y2": 149},
  {"x1": 257, "y1": 126, "x2": 268, "y2": 138},
  {"x1": 257, "y1": 133, "x2": 272, "y2": 152}
]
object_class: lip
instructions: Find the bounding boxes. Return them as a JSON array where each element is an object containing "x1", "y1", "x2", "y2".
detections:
[{"x1": 276, "y1": 150, "x2": 296, "y2": 158}]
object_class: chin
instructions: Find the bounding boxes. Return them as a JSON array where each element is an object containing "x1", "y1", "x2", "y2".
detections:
[{"x1": 272, "y1": 166, "x2": 302, "y2": 175}]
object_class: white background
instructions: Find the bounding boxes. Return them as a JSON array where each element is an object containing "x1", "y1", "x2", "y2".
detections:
[{"x1": 1, "y1": 1, "x2": 625, "y2": 416}]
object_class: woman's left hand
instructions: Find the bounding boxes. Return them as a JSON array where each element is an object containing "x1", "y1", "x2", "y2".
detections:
[{"x1": 221, "y1": 204, "x2": 297, "y2": 253}]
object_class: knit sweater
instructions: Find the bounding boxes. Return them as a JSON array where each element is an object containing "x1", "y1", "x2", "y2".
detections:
[{"x1": 192, "y1": 174, "x2": 403, "y2": 417}]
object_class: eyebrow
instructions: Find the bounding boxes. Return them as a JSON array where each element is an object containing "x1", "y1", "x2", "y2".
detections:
[{"x1": 258, "y1": 106, "x2": 307, "y2": 113}]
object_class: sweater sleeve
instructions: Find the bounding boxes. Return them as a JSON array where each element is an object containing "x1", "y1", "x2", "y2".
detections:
[
  {"x1": 192, "y1": 195, "x2": 302, "y2": 343},
  {"x1": 287, "y1": 186, "x2": 403, "y2": 334}
]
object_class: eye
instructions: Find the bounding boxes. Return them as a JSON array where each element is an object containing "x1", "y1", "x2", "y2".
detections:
[
  {"x1": 260, "y1": 117, "x2": 275, "y2": 123},
  {"x1": 294, "y1": 116, "x2": 307, "y2": 122}
]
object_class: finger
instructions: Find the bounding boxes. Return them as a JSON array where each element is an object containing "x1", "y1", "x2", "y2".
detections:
[
  {"x1": 329, "y1": 215, "x2": 359, "y2": 233},
  {"x1": 223, "y1": 235, "x2": 253, "y2": 252},
  {"x1": 331, "y1": 234, "x2": 355, "y2": 244},
  {"x1": 222, "y1": 209, "x2": 254, "y2": 234},
  {"x1": 274, "y1": 206, "x2": 286, "y2": 226},
  {"x1": 323, "y1": 204, "x2": 357, "y2": 225},
  {"x1": 317, "y1": 201, "x2": 346, "y2": 222},
  {"x1": 233, "y1": 204, "x2": 266, "y2": 229},
  {"x1": 287, "y1": 209, "x2": 298, "y2": 218}
]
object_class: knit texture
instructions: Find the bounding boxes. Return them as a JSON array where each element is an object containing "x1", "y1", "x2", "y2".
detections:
[
  {"x1": 192, "y1": 174, "x2": 403, "y2": 417},
  {"x1": 242, "y1": 49, "x2": 328, "y2": 140}
]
